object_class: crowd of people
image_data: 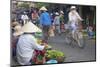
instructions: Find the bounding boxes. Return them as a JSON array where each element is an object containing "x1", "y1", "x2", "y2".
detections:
[
  {"x1": 12, "y1": 6, "x2": 67, "y2": 40},
  {"x1": 11, "y1": 5, "x2": 94, "y2": 65}
]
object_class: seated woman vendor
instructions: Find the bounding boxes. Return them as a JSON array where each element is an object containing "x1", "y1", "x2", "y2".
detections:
[{"x1": 16, "y1": 21, "x2": 47, "y2": 65}]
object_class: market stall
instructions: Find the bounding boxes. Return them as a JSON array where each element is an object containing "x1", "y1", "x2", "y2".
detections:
[{"x1": 33, "y1": 29, "x2": 65, "y2": 64}]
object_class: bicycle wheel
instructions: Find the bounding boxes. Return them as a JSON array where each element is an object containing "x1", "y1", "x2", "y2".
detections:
[
  {"x1": 65, "y1": 31, "x2": 75, "y2": 48},
  {"x1": 77, "y1": 31, "x2": 85, "y2": 48},
  {"x1": 65, "y1": 33, "x2": 71, "y2": 45}
]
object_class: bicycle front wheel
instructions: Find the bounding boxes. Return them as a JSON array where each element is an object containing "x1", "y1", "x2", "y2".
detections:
[{"x1": 77, "y1": 32, "x2": 85, "y2": 48}]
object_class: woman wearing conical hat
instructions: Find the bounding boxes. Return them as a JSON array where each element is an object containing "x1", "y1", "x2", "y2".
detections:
[
  {"x1": 39, "y1": 6, "x2": 52, "y2": 41},
  {"x1": 16, "y1": 21, "x2": 47, "y2": 65}
]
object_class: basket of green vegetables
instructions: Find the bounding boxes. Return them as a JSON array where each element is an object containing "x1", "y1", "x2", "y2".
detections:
[{"x1": 45, "y1": 50, "x2": 65, "y2": 63}]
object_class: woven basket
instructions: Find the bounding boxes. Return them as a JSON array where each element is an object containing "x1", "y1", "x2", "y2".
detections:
[{"x1": 56, "y1": 57, "x2": 65, "y2": 63}]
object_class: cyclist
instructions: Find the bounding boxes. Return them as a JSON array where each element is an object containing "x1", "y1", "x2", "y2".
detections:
[{"x1": 68, "y1": 6, "x2": 83, "y2": 45}]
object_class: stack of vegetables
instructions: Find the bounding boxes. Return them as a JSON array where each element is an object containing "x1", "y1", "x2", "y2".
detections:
[
  {"x1": 35, "y1": 32, "x2": 43, "y2": 38},
  {"x1": 46, "y1": 50, "x2": 65, "y2": 63},
  {"x1": 34, "y1": 31, "x2": 65, "y2": 64},
  {"x1": 37, "y1": 39, "x2": 52, "y2": 50}
]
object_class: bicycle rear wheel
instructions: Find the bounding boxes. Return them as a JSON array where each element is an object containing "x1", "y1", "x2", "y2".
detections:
[{"x1": 65, "y1": 33, "x2": 72, "y2": 45}]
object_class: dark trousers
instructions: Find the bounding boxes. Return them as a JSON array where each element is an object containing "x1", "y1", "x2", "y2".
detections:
[{"x1": 42, "y1": 25, "x2": 50, "y2": 41}]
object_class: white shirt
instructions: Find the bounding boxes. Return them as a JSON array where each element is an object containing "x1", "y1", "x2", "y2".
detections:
[
  {"x1": 16, "y1": 34, "x2": 45, "y2": 65},
  {"x1": 68, "y1": 10, "x2": 82, "y2": 23},
  {"x1": 68, "y1": 10, "x2": 82, "y2": 30},
  {"x1": 54, "y1": 16, "x2": 60, "y2": 25}
]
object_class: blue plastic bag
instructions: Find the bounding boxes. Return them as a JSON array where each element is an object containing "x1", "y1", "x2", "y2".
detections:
[{"x1": 46, "y1": 59, "x2": 58, "y2": 64}]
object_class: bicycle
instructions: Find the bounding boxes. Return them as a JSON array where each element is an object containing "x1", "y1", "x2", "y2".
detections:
[{"x1": 65, "y1": 21, "x2": 85, "y2": 48}]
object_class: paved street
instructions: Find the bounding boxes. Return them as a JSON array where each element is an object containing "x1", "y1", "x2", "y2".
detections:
[
  {"x1": 11, "y1": 33, "x2": 96, "y2": 66},
  {"x1": 48, "y1": 33, "x2": 96, "y2": 63}
]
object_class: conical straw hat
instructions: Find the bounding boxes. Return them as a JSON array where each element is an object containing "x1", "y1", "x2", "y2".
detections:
[
  {"x1": 22, "y1": 21, "x2": 42, "y2": 33},
  {"x1": 60, "y1": 11, "x2": 64, "y2": 14},
  {"x1": 40, "y1": 6, "x2": 47, "y2": 11},
  {"x1": 70, "y1": 6, "x2": 76, "y2": 10},
  {"x1": 55, "y1": 12, "x2": 59, "y2": 15}
]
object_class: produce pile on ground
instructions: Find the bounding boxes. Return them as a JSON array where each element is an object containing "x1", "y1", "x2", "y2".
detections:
[
  {"x1": 45, "y1": 50, "x2": 65, "y2": 63},
  {"x1": 34, "y1": 33, "x2": 65, "y2": 63}
]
